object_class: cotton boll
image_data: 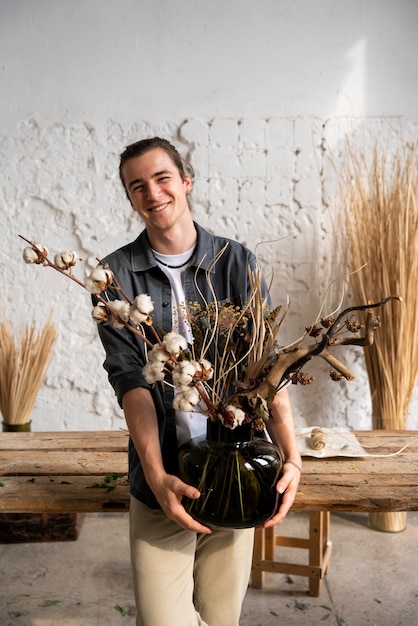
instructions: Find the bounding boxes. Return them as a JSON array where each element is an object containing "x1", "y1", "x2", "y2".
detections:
[
  {"x1": 106, "y1": 300, "x2": 130, "y2": 328},
  {"x1": 23, "y1": 243, "x2": 48, "y2": 264},
  {"x1": 54, "y1": 250, "x2": 78, "y2": 270},
  {"x1": 221, "y1": 405, "x2": 247, "y2": 428},
  {"x1": 142, "y1": 361, "x2": 165, "y2": 384},
  {"x1": 130, "y1": 294, "x2": 154, "y2": 324},
  {"x1": 173, "y1": 387, "x2": 200, "y2": 411},
  {"x1": 162, "y1": 331, "x2": 188, "y2": 355},
  {"x1": 147, "y1": 344, "x2": 170, "y2": 363},
  {"x1": 31, "y1": 241, "x2": 49, "y2": 257},
  {"x1": 23, "y1": 246, "x2": 41, "y2": 264},
  {"x1": 132, "y1": 294, "x2": 154, "y2": 314},
  {"x1": 85, "y1": 266, "x2": 114, "y2": 294},
  {"x1": 91, "y1": 304, "x2": 109, "y2": 323},
  {"x1": 196, "y1": 359, "x2": 214, "y2": 381},
  {"x1": 129, "y1": 309, "x2": 147, "y2": 324},
  {"x1": 174, "y1": 383, "x2": 193, "y2": 393},
  {"x1": 185, "y1": 387, "x2": 200, "y2": 405},
  {"x1": 172, "y1": 361, "x2": 196, "y2": 387}
]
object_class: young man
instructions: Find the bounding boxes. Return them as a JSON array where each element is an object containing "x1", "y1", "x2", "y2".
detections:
[{"x1": 97, "y1": 137, "x2": 301, "y2": 626}]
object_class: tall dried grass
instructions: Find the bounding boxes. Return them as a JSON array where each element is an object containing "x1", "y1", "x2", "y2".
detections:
[
  {"x1": 338, "y1": 139, "x2": 418, "y2": 430},
  {"x1": 337, "y1": 139, "x2": 418, "y2": 532},
  {"x1": 0, "y1": 318, "x2": 56, "y2": 425}
]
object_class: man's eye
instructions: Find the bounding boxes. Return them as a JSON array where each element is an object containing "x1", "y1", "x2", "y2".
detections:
[{"x1": 132, "y1": 185, "x2": 143, "y2": 192}]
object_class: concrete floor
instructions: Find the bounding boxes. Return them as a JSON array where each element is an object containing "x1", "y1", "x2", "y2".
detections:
[{"x1": 0, "y1": 511, "x2": 417, "y2": 626}]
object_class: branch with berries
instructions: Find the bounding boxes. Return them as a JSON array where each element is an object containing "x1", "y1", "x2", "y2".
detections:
[{"x1": 241, "y1": 298, "x2": 400, "y2": 408}]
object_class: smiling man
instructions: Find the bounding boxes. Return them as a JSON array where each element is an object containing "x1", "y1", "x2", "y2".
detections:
[
  {"x1": 121, "y1": 146, "x2": 194, "y2": 248},
  {"x1": 96, "y1": 137, "x2": 301, "y2": 626}
]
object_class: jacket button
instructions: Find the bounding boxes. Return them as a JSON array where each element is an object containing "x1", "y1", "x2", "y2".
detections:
[{"x1": 162, "y1": 301, "x2": 170, "y2": 308}]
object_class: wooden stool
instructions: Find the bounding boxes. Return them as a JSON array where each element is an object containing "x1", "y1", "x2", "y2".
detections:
[{"x1": 251, "y1": 511, "x2": 332, "y2": 596}]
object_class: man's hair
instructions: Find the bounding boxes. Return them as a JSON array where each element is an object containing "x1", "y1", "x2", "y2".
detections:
[{"x1": 119, "y1": 137, "x2": 194, "y2": 195}]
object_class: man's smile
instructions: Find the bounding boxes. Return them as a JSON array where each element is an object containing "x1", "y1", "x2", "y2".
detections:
[{"x1": 148, "y1": 201, "x2": 170, "y2": 212}]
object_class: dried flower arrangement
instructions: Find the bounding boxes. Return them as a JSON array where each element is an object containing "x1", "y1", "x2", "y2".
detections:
[{"x1": 19, "y1": 235, "x2": 399, "y2": 432}]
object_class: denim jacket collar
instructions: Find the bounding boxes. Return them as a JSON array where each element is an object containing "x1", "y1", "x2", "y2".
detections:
[{"x1": 130, "y1": 222, "x2": 217, "y2": 273}]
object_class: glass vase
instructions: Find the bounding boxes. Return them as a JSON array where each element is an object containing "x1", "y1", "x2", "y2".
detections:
[
  {"x1": 178, "y1": 418, "x2": 282, "y2": 529},
  {"x1": 2, "y1": 422, "x2": 31, "y2": 432}
]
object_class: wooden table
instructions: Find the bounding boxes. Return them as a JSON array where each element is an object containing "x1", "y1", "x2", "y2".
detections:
[
  {"x1": 253, "y1": 429, "x2": 418, "y2": 595},
  {"x1": 0, "y1": 431, "x2": 131, "y2": 514},
  {"x1": 1, "y1": 429, "x2": 417, "y2": 595}
]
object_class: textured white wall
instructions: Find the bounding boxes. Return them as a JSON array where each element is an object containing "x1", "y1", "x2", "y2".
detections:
[{"x1": 1, "y1": 1, "x2": 417, "y2": 431}]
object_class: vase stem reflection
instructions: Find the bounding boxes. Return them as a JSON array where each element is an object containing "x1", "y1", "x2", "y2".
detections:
[{"x1": 178, "y1": 419, "x2": 282, "y2": 529}]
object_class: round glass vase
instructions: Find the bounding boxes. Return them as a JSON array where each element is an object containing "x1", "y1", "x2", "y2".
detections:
[{"x1": 178, "y1": 418, "x2": 282, "y2": 529}]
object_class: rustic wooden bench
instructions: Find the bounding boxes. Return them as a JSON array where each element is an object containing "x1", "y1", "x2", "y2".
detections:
[{"x1": 1, "y1": 430, "x2": 417, "y2": 596}]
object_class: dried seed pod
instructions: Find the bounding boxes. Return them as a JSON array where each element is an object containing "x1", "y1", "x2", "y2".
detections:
[
  {"x1": 305, "y1": 324, "x2": 322, "y2": 337},
  {"x1": 310, "y1": 427, "x2": 327, "y2": 450},
  {"x1": 320, "y1": 317, "x2": 334, "y2": 329}
]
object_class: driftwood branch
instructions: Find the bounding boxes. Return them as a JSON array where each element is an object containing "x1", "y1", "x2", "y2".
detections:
[
  {"x1": 245, "y1": 296, "x2": 401, "y2": 402},
  {"x1": 318, "y1": 351, "x2": 355, "y2": 381}
]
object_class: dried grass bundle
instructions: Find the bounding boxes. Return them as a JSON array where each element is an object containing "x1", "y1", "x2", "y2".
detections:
[
  {"x1": 338, "y1": 139, "x2": 417, "y2": 531},
  {"x1": 0, "y1": 318, "x2": 56, "y2": 425},
  {"x1": 338, "y1": 139, "x2": 418, "y2": 431}
]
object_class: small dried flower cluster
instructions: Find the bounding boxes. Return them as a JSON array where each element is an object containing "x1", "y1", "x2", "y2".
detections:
[
  {"x1": 290, "y1": 371, "x2": 315, "y2": 386},
  {"x1": 306, "y1": 314, "x2": 364, "y2": 340}
]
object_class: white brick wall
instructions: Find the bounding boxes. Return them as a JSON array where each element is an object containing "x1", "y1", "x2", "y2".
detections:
[{"x1": 3, "y1": 116, "x2": 417, "y2": 431}]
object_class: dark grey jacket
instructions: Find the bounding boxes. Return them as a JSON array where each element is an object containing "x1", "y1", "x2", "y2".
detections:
[{"x1": 97, "y1": 222, "x2": 259, "y2": 508}]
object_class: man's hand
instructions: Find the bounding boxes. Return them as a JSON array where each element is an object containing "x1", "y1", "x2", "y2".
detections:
[
  {"x1": 263, "y1": 462, "x2": 300, "y2": 528},
  {"x1": 123, "y1": 387, "x2": 212, "y2": 533},
  {"x1": 150, "y1": 472, "x2": 212, "y2": 534}
]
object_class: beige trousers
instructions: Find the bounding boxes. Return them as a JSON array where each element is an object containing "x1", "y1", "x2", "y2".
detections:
[{"x1": 129, "y1": 497, "x2": 255, "y2": 626}]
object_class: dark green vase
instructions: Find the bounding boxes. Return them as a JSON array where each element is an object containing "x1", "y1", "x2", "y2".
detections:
[
  {"x1": 2, "y1": 422, "x2": 31, "y2": 432},
  {"x1": 178, "y1": 419, "x2": 282, "y2": 529}
]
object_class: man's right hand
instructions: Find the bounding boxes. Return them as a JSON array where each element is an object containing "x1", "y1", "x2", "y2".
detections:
[
  {"x1": 123, "y1": 387, "x2": 212, "y2": 534},
  {"x1": 150, "y1": 473, "x2": 212, "y2": 533}
]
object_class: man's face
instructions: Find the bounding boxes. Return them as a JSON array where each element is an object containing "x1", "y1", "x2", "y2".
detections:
[{"x1": 121, "y1": 148, "x2": 192, "y2": 235}]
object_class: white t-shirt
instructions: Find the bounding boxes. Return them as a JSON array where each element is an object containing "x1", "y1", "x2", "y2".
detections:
[{"x1": 152, "y1": 247, "x2": 208, "y2": 446}]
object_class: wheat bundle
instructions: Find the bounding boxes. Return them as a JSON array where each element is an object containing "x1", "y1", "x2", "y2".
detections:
[
  {"x1": 338, "y1": 139, "x2": 418, "y2": 531},
  {"x1": 0, "y1": 318, "x2": 57, "y2": 425},
  {"x1": 339, "y1": 140, "x2": 418, "y2": 428}
]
